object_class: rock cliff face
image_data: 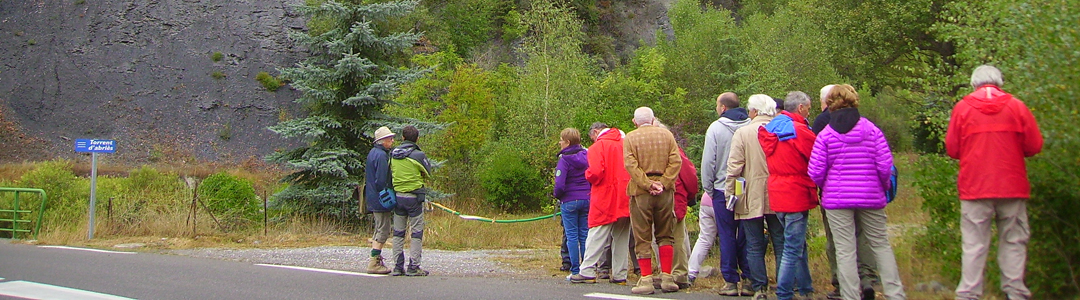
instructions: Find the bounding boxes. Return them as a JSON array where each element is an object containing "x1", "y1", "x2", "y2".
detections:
[{"x1": 0, "y1": 0, "x2": 305, "y2": 162}]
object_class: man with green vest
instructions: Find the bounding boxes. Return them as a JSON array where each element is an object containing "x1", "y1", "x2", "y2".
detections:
[{"x1": 389, "y1": 125, "x2": 433, "y2": 276}]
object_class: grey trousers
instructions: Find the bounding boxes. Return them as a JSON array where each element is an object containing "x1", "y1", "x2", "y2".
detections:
[
  {"x1": 392, "y1": 193, "x2": 425, "y2": 270},
  {"x1": 822, "y1": 208, "x2": 879, "y2": 290},
  {"x1": 372, "y1": 211, "x2": 393, "y2": 244},
  {"x1": 579, "y1": 217, "x2": 631, "y2": 281},
  {"x1": 956, "y1": 199, "x2": 1031, "y2": 300},
  {"x1": 826, "y1": 208, "x2": 906, "y2": 300}
]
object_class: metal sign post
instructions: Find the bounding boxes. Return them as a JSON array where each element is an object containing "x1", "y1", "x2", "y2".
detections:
[{"x1": 75, "y1": 139, "x2": 116, "y2": 240}]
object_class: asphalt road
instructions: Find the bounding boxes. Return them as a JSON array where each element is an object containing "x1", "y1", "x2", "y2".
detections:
[{"x1": 0, "y1": 241, "x2": 740, "y2": 300}]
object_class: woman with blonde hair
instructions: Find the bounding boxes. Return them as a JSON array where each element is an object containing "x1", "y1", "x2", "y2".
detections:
[{"x1": 808, "y1": 85, "x2": 906, "y2": 300}]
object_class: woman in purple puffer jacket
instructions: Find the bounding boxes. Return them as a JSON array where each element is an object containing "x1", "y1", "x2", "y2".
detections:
[
  {"x1": 808, "y1": 84, "x2": 906, "y2": 300},
  {"x1": 555, "y1": 128, "x2": 591, "y2": 277}
]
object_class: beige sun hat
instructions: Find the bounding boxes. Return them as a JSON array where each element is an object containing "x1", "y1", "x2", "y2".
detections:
[{"x1": 374, "y1": 126, "x2": 395, "y2": 142}]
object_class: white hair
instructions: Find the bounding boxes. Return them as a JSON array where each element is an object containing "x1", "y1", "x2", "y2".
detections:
[
  {"x1": 633, "y1": 107, "x2": 655, "y2": 126},
  {"x1": 747, "y1": 94, "x2": 777, "y2": 117},
  {"x1": 971, "y1": 65, "x2": 1003, "y2": 88},
  {"x1": 820, "y1": 84, "x2": 835, "y2": 103}
]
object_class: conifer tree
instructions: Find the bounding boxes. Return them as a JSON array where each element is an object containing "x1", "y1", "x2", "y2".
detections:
[{"x1": 267, "y1": 0, "x2": 427, "y2": 219}]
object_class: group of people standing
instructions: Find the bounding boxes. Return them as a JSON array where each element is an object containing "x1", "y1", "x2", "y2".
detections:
[
  {"x1": 355, "y1": 66, "x2": 1041, "y2": 300},
  {"x1": 551, "y1": 65, "x2": 1043, "y2": 300}
]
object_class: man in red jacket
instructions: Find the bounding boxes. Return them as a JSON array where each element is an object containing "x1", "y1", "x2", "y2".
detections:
[
  {"x1": 759, "y1": 91, "x2": 818, "y2": 300},
  {"x1": 571, "y1": 122, "x2": 632, "y2": 285},
  {"x1": 946, "y1": 65, "x2": 1043, "y2": 300}
]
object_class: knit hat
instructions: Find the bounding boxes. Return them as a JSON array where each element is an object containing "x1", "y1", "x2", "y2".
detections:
[{"x1": 373, "y1": 126, "x2": 395, "y2": 142}]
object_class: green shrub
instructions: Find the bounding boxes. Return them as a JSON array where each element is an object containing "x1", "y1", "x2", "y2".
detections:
[
  {"x1": 74, "y1": 0, "x2": 85, "y2": 5},
  {"x1": 210, "y1": 51, "x2": 223, "y2": 62},
  {"x1": 124, "y1": 166, "x2": 181, "y2": 193},
  {"x1": 911, "y1": 96, "x2": 952, "y2": 155},
  {"x1": 26, "y1": 39, "x2": 36, "y2": 46},
  {"x1": 211, "y1": 71, "x2": 225, "y2": 79},
  {"x1": 256, "y1": 72, "x2": 281, "y2": 92},
  {"x1": 911, "y1": 154, "x2": 961, "y2": 282},
  {"x1": 18, "y1": 160, "x2": 86, "y2": 230},
  {"x1": 197, "y1": 172, "x2": 259, "y2": 225},
  {"x1": 478, "y1": 144, "x2": 547, "y2": 213},
  {"x1": 858, "y1": 86, "x2": 914, "y2": 152}
]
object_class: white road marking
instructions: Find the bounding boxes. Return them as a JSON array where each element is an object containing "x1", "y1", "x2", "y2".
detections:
[
  {"x1": 584, "y1": 292, "x2": 675, "y2": 300},
  {"x1": 255, "y1": 264, "x2": 387, "y2": 277},
  {"x1": 37, "y1": 246, "x2": 135, "y2": 254},
  {"x1": 0, "y1": 280, "x2": 136, "y2": 300}
]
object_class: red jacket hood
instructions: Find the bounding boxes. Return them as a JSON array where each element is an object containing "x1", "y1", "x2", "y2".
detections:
[
  {"x1": 595, "y1": 127, "x2": 623, "y2": 143},
  {"x1": 966, "y1": 85, "x2": 1013, "y2": 115},
  {"x1": 760, "y1": 111, "x2": 809, "y2": 156}
]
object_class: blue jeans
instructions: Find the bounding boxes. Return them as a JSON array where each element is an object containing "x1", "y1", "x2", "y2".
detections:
[
  {"x1": 561, "y1": 199, "x2": 589, "y2": 274},
  {"x1": 712, "y1": 190, "x2": 749, "y2": 283},
  {"x1": 741, "y1": 213, "x2": 784, "y2": 291},
  {"x1": 776, "y1": 211, "x2": 814, "y2": 300}
]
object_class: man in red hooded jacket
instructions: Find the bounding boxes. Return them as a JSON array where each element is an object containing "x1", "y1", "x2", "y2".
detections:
[
  {"x1": 571, "y1": 122, "x2": 632, "y2": 285},
  {"x1": 759, "y1": 91, "x2": 818, "y2": 300},
  {"x1": 946, "y1": 65, "x2": 1042, "y2": 300}
]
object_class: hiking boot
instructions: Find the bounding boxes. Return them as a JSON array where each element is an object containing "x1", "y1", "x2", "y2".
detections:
[
  {"x1": 609, "y1": 279, "x2": 627, "y2": 285},
  {"x1": 597, "y1": 269, "x2": 611, "y2": 280},
  {"x1": 366, "y1": 256, "x2": 391, "y2": 274},
  {"x1": 753, "y1": 288, "x2": 769, "y2": 300},
  {"x1": 677, "y1": 282, "x2": 692, "y2": 290},
  {"x1": 826, "y1": 289, "x2": 843, "y2": 300},
  {"x1": 862, "y1": 286, "x2": 876, "y2": 300},
  {"x1": 405, "y1": 267, "x2": 428, "y2": 277},
  {"x1": 652, "y1": 274, "x2": 662, "y2": 289},
  {"x1": 389, "y1": 267, "x2": 405, "y2": 276},
  {"x1": 718, "y1": 281, "x2": 740, "y2": 296},
  {"x1": 740, "y1": 283, "x2": 757, "y2": 296},
  {"x1": 660, "y1": 273, "x2": 679, "y2": 293},
  {"x1": 569, "y1": 274, "x2": 596, "y2": 284},
  {"x1": 631, "y1": 275, "x2": 655, "y2": 295}
]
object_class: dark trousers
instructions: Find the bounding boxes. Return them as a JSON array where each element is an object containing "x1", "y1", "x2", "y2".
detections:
[{"x1": 712, "y1": 190, "x2": 750, "y2": 283}]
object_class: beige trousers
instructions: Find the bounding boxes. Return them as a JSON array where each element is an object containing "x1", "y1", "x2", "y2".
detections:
[
  {"x1": 672, "y1": 217, "x2": 691, "y2": 283},
  {"x1": 956, "y1": 199, "x2": 1031, "y2": 300}
]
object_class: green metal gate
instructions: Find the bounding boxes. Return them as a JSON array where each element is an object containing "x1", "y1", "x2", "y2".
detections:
[{"x1": 0, "y1": 188, "x2": 47, "y2": 240}]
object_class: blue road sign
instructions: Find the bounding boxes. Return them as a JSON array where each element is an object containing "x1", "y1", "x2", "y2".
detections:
[{"x1": 74, "y1": 139, "x2": 117, "y2": 153}]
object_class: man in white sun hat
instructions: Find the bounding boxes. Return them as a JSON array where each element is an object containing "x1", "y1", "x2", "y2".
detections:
[{"x1": 364, "y1": 126, "x2": 395, "y2": 274}]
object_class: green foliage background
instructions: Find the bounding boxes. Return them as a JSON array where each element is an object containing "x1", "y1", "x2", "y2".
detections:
[{"x1": 269, "y1": 0, "x2": 1078, "y2": 296}]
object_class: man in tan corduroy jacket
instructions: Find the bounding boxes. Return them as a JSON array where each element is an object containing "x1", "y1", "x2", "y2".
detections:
[{"x1": 622, "y1": 107, "x2": 682, "y2": 295}]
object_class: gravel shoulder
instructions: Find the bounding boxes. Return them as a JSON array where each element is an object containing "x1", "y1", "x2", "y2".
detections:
[{"x1": 168, "y1": 246, "x2": 551, "y2": 278}]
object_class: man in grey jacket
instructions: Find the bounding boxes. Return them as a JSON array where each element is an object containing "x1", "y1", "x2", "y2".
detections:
[{"x1": 701, "y1": 92, "x2": 754, "y2": 296}]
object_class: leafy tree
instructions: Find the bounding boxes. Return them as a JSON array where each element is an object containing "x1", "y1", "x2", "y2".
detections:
[{"x1": 267, "y1": 0, "x2": 429, "y2": 220}]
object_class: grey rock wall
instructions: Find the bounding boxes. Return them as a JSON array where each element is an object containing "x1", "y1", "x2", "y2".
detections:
[{"x1": 0, "y1": 0, "x2": 305, "y2": 162}]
